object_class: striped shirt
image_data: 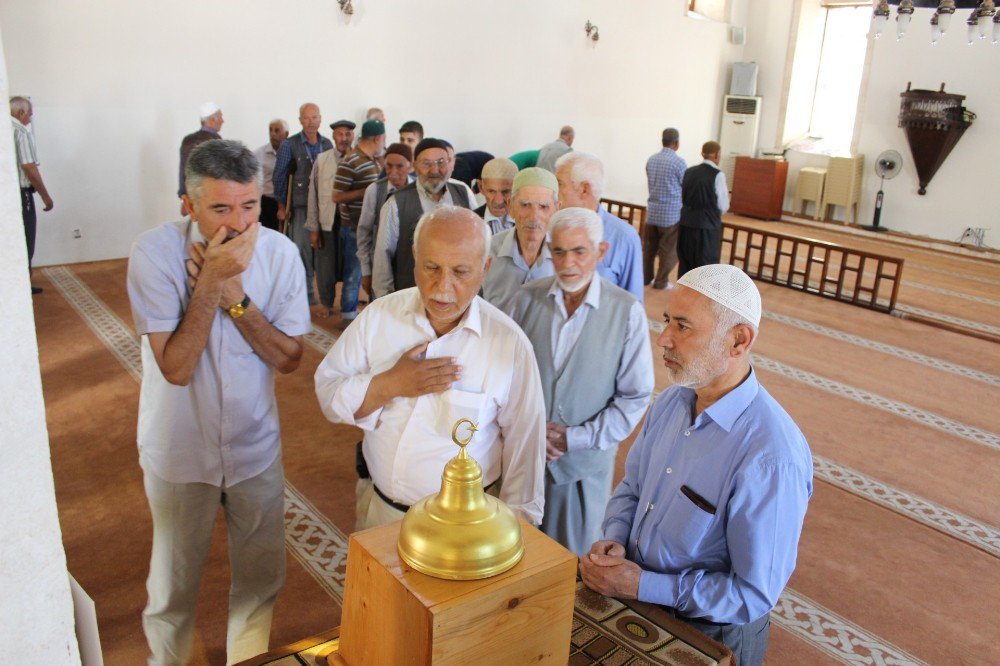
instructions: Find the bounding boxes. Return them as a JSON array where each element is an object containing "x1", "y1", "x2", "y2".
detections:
[
  {"x1": 645, "y1": 148, "x2": 687, "y2": 227},
  {"x1": 12, "y1": 117, "x2": 38, "y2": 189},
  {"x1": 334, "y1": 147, "x2": 380, "y2": 229}
]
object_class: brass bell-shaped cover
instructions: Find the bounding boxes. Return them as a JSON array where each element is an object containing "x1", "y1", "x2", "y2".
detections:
[{"x1": 397, "y1": 418, "x2": 524, "y2": 580}]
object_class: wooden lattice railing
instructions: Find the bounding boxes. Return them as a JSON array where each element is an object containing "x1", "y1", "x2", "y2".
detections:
[
  {"x1": 599, "y1": 198, "x2": 904, "y2": 313},
  {"x1": 722, "y1": 223, "x2": 903, "y2": 313}
]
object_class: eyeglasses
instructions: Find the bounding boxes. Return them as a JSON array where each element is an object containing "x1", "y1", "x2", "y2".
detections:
[{"x1": 418, "y1": 158, "x2": 449, "y2": 170}]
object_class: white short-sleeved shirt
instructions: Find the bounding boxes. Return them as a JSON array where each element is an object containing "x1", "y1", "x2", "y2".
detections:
[
  {"x1": 127, "y1": 219, "x2": 311, "y2": 486},
  {"x1": 12, "y1": 117, "x2": 38, "y2": 188}
]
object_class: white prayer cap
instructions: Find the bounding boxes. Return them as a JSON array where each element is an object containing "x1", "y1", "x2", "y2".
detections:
[
  {"x1": 199, "y1": 102, "x2": 221, "y2": 119},
  {"x1": 676, "y1": 264, "x2": 761, "y2": 327}
]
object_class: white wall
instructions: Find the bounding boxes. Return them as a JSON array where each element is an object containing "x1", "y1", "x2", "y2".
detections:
[
  {"x1": 1, "y1": 0, "x2": 748, "y2": 266},
  {"x1": 853, "y1": 9, "x2": 1000, "y2": 242},
  {"x1": 0, "y1": 28, "x2": 80, "y2": 665}
]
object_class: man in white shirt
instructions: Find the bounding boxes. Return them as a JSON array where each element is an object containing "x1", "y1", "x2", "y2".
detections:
[
  {"x1": 254, "y1": 119, "x2": 288, "y2": 231},
  {"x1": 371, "y1": 138, "x2": 477, "y2": 298},
  {"x1": 127, "y1": 139, "x2": 310, "y2": 665},
  {"x1": 315, "y1": 206, "x2": 546, "y2": 530},
  {"x1": 475, "y1": 157, "x2": 518, "y2": 234}
]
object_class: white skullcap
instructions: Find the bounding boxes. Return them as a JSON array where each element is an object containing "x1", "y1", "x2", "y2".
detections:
[
  {"x1": 199, "y1": 102, "x2": 221, "y2": 119},
  {"x1": 676, "y1": 264, "x2": 761, "y2": 327}
]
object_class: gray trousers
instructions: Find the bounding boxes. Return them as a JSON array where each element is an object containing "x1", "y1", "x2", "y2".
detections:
[
  {"x1": 679, "y1": 611, "x2": 771, "y2": 666},
  {"x1": 142, "y1": 456, "x2": 286, "y2": 666},
  {"x1": 540, "y1": 455, "x2": 615, "y2": 557},
  {"x1": 288, "y1": 206, "x2": 315, "y2": 303}
]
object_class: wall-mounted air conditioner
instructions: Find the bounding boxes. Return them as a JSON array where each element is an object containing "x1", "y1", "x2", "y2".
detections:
[{"x1": 719, "y1": 95, "x2": 762, "y2": 187}]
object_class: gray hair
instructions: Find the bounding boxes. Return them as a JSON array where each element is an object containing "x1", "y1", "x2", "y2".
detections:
[
  {"x1": 413, "y1": 205, "x2": 490, "y2": 267},
  {"x1": 709, "y1": 299, "x2": 758, "y2": 347},
  {"x1": 549, "y1": 207, "x2": 602, "y2": 250},
  {"x1": 559, "y1": 125, "x2": 575, "y2": 140},
  {"x1": 662, "y1": 127, "x2": 680, "y2": 147},
  {"x1": 9, "y1": 96, "x2": 31, "y2": 116},
  {"x1": 184, "y1": 139, "x2": 262, "y2": 199},
  {"x1": 555, "y1": 151, "x2": 605, "y2": 200},
  {"x1": 270, "y1": 118, "x2": 288, "y2": 132}
]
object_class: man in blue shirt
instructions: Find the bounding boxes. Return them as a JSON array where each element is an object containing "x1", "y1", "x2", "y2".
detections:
[
  {"x1": 580, "y1": 264, "x2": 812, "y2": 666},
  {"x1": 554, "y1": 151, "x2": 644, "y2": 301},
  {"x1": 644, "y1": 128, "x2": 686, "y2": 289}
]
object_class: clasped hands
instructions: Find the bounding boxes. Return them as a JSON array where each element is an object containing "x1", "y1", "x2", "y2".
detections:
[
  {"x1": 185, "y1": 223, "x2": 259, "y2": 307},
  {"x1": 579, "y1": 540, "x2": 642, "y2": 600}
]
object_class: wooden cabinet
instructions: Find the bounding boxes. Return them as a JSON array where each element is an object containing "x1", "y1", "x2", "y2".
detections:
[{"x1": 730, "y1": 157, "x2": 789, "y2": 220}]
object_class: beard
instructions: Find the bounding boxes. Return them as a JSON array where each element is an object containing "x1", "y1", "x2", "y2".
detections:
[
  {"x1": 418, "y1": 176, "x2": 447, "y2": 196},
  {"x1": 664, "y1": 332, "x2": 731, "y2": 389},
  {"x1": 556, "y1": 273, "x2": 591, "y2": 294}
]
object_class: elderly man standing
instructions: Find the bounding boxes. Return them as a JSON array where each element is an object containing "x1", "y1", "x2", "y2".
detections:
[
  {"x1": 315, "y1": 206, "x2": 546, "y2": 530},
  {"x1": 328, "y1": 119, "x2": 386, "y2": 329},
  {"x1": 555, "y1": 152, "x2": 644, "y2": 301},
  {"x1": 511, "y1": 207, "x2": 653, "y2": 556},
  {"x1": 273, "y1": 103, "x2": 333, "y2": 305},
  {"x1": 579, "y1": 265, "x2": 812, "y2": 666},
  {"x1": 677, "y1": 141, "x2": 730, "y2": 277},
  {"x1": 178, "y1": 102, "x2": 223, "y2": 200},
  {"x1": 10, "y1": 96, "x2": 54, "y2": 295},
  {"x1": 475, "y1": 157, "x2": 518, "y2": 234},
  {"x1": 127, "y1": 140, "x2": 310, "y2": 665},
  {"x1": 537, "y1": 125, "x2": 574, "y2": 172},
  {"x1": 357, "y1": 142, "x2": 413, "y2": 300},
  {"x1": 644, "y1": 128, "x2": 686, "y2": 289},
  {"x1": 306, "y1": 119, "x2": 356, "y2": 318},
  {"x1": 481, "y1": 167, "x2": 558, "y2": 312},
  {"x1": 254, "y1": 119, "x2": 289, "y2": 231},
  {"x1": 371, "y1": 138, "x2": 476, "y2": 298}
]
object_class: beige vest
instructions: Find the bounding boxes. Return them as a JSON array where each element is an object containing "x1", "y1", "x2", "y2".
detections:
[{"x1": 306, "y1": 150, "x2": 341, "y2": 232}]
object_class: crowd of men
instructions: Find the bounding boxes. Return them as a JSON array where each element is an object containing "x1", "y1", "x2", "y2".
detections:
[{"x1": 19, "y1": 97, "x2": 815, "y2": 666}]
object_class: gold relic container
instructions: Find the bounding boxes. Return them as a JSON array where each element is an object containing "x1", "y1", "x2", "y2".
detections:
[{"x1": 397, "y1": 418, "x2": 524, "y2": 580}]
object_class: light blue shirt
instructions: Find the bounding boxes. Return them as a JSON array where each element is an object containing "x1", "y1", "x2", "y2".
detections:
[
  {"x1": 597, "y1": 206, "x2": 644, "y2": 302},
  {"x1": 602, "y1": 368, "x2": 813, "y2": 624},
  {"x1": 127, "y1": 220, "x2": 311, "y2": 486},
  {"x1": 482, "y1": 228, "x2": 554, "y2": 312}
]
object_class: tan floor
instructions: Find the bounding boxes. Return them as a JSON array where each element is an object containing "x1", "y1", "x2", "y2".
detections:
[{"x1": 33, "y1": 222, "x2": 999, "y2": 665}]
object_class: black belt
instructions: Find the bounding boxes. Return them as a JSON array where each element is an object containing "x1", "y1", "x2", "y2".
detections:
[
  {"x1": 371, "y1": 479, "x2": 499, "y2": 514},
  {"x1": 661, "y1": 606, "x2": 729, "y2": 627}
]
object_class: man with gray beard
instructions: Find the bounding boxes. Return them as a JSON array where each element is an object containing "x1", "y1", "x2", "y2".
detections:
[
  {"x1": 371, "y1": 138, "x2": 476, "y2": 297},
  {"x1": 510, "y1": 207, "x2": 653, "y2": 556}
]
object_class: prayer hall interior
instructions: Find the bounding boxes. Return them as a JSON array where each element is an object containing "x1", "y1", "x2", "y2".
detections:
[{"x1": 1, "y1": 1, "x2": 997, "y2": 664}]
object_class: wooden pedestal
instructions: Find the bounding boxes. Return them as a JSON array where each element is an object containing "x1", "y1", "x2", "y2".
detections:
[
  {"x1": 332, "y1": 520, "x2": 577, "y2": 666},
  {"x1": 731, "y1": 156, "x2": 789, "y2": 220}
]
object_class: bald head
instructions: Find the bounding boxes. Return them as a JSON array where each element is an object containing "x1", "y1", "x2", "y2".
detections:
[
  {"x1": 560, "y1": 125, "x2": 575, "y2": 145},
  {"x1": 299, "y1": 103, "x2": 321, "y2": 135},
  {"x1": 413, "y1": 206, "x2": 492, "y2": 335}
]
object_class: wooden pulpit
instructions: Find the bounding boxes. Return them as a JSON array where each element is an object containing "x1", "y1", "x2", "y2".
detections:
[{"x1": 328, "y1": 519, "x2": 578, "y2": 665}]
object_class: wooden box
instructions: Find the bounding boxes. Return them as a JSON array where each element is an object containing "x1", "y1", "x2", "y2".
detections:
[
  {"x1": 332, "y1": 520, "x2": 578, "y2": 665},
  {"x1": 731, "y1": 156, "x2": 789, "y2": 220}
]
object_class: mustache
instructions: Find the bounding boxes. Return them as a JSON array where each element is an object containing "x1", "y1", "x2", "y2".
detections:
[{"x1": 429, "y1": 292, "x2": 457, "y2": 304}]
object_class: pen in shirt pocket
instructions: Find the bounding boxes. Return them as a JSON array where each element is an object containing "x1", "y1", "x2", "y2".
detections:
[{"x1": 680, "y1": 484, "x2": 717, "y2": 515}]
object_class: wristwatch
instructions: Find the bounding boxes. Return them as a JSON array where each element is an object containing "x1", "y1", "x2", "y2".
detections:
[{"x1": 227, "y1": 294, "x2": 251, "y2": 319}]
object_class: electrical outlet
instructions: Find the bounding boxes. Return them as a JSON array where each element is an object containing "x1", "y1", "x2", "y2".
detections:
[{"x1": 73, "y1": 229, "x2": 82, "y2": 239}]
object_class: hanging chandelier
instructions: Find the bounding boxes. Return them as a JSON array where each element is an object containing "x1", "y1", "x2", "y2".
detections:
[{"x1": 872, "y1": 0, "x2": 998, "y2": 44}]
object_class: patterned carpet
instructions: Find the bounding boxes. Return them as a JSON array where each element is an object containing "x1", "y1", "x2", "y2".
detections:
[{"x1": 33, "y1": 215, "x2": 999, "y2": 664}]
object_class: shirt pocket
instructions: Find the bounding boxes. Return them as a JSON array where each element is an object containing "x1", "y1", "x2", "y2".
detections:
[
  {"x1": 435, "y1": 388, "x2": 487, "y2": 436},
  {"x1": 654, "y1": 487, "x2": 717, "y2": 559}
]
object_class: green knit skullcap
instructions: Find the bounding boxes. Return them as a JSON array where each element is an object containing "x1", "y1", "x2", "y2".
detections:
[{"x1": 512, "y1": 166, "x2": 558, "y2": 197}]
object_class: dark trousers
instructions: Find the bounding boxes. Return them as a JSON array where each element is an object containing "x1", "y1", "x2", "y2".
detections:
[
  {"x1": 668, "y1": 608, "x2": 771, "y2": 666},
  {"x1": 21, "y1": 187, "x2": 36, "y2": 267},
  {"x1": 642, "y1": 223, "x2": 679, "y2": 287},
  {"x1": 314, "y1": 228, "x2": 339, "y2": 308},
  {"x1": 677, "y1": 224, "x2": 721, "y2": 277},
  {"x1": 259, "y1": 195, "x2": 279, "y2": 231}
]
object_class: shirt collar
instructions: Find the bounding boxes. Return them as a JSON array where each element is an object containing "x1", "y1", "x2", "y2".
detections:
[
  {"x1": 701, "y1": 159, "x2": 720, "y2": 171},
  {"x1": 499, "y1": 230, "x2": 551, "y2": 262},
  {"x1": 700, "y1": 367, "x2": 760, "y2": 432},
  {"x1": 200, "y1": 125, "x2": 220, "y2": 137},
  {"x1": 12, "y1": 117, "x2": 27, "y2": 131},
  {"x1": 406, "y1": 289, "x2": 484, "y2": 339},
  {"x1": 546, "y1": 273, "x2": 601, "y2": 310},
  {"x1": 187, "y1": 217, "x2": 206, "y2": 244}
]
